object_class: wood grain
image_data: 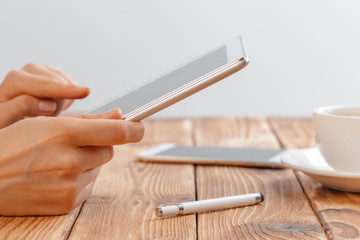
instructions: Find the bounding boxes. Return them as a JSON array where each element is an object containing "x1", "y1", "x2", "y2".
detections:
[
  {"x1": 68, "y1": 119, "x2": 197, "y2": 239},
  {"x1": 194, "y1": 117, "x2": 327, "y2": 239},
  {"x1": 4, "y1": 118, "x2": 358, "y2": 240},
  {"x1": 269, "y1": 118, "x2": 316, "y2": 149},
  {"x1": 270, "y1": 119, "x2": 360, "y2": 240},
  {"x1": 0, "y1": 209, "x2": 80, "y2": 240}
]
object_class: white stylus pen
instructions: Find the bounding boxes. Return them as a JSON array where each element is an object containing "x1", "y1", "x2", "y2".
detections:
[{"x1": 155, "y1": 193, "x2": 264, "y2": 217}]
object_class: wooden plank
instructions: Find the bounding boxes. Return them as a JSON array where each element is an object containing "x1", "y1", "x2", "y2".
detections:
[
  {"x1": 0, "y1": 209, "x2": 80, "y2": 240},
  {"x1": 68, "y1": 119, "x2": 197, "y2": 239},
  {"x1": 270, "y1": 118, "x2": 360, "y2": 240},
  {"x1": 195, "y1": 117, "x2": 327, "y2": 239},
  {"x1": 269, "y1": 118, "x2": 316, "y2": 149}
]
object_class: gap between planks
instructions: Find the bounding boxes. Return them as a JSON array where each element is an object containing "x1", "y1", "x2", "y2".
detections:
[{"x1": 267, "y1": 118, "x2": 330, "y2": 240}]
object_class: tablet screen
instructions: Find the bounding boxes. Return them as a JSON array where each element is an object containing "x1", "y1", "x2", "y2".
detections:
[
  {"x1": 88, "y1": 46, "x2": 228, "y2": 115},
  {"x1": 156, "y1": 145, "x2": 283, "y2": 164},
  {"x1": 138, "y1": 144, "x2": 284, "y2": 167}
]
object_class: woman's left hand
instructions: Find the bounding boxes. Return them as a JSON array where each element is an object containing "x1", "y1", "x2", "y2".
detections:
[{"x1": 0, "y1": 63, "x2": 90, "y2": 129}]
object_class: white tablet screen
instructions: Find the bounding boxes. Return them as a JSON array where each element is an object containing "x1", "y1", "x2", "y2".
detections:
[
  {"x1": 88, "y1": 46, "x2": 228, "y2": 115},
  {"x1": 156, "y1": 146, "x2": 284, "y2": 164}
]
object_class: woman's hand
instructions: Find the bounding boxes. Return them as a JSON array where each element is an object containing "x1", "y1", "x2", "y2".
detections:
[
  {"x1": 0, "y1": 109, "x2": 144, "y2": 216},
  {"x1": 0, "y1": 63, "x2": 90, "y2": 129}
]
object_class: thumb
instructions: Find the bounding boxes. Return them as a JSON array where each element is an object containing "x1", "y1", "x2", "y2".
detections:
[
  {"x1": 0, "y1": 94, "x2": 57, "y2": 128},
  {"x1": 76, "y1": 109, "x2": 123, "y2": 120}
]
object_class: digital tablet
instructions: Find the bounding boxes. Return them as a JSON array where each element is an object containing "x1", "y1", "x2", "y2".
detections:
[
  {"x1": 85, "y1": 36, "x2": 249, "y2": 121},
  {"x1": 138, "y1": 144, "x2": 285, "y2": 168}
]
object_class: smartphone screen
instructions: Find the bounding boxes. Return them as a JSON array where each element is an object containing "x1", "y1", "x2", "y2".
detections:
[
  {"x1": 138, "y1": 144, "x2": 285, "y2": 168},
  {"x1": 85, "y1": 37, "x2": 248, "y2": 120}
]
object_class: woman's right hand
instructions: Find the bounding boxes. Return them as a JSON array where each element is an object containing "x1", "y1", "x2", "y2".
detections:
[{"x1": 0, "y1": 109, "x2": 144, "y2": 216}]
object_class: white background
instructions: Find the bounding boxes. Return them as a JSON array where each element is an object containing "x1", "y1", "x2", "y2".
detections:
[{"x1": 1, "y1": 0, "x2": 359, "y2": 118}]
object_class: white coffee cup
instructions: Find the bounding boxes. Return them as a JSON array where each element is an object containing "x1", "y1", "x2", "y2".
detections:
[{"x1": 313, "y1": 106, "x2": 360, "y2": 173}]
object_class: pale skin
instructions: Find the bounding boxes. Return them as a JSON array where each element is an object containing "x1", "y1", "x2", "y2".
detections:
[{"x1": 0, "y1": 63, "x2": 144, "y2": 216}]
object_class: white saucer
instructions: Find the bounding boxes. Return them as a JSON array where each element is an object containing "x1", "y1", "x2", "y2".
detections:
[{"x1": 281, "y1": 148, "x2": 360, "y2": 192}]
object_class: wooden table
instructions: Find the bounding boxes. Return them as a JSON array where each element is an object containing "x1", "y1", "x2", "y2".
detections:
[{"x1": 1, "y1": 117, "x2": 360, "y2": 240}]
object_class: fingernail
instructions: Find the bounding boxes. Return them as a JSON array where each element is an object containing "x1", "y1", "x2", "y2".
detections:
[
  {"x1": 39, "y1": 101, "x2": 57, "y2": 113},
  {"x1": 110, "y1": 109, "x2": 122, "y2": 115},
  {"x1": 78, "y1": 86, "x2": 90, "y2": 93},
  {"x1": 106, "y1": 109, "x2": 122, "y2": 118},
  {"x1": 76, "y1": 85, "x2": 88, "y2": 90},
  {"x1": 68, "y1": 84, "x2": 87, "y2": 89}
]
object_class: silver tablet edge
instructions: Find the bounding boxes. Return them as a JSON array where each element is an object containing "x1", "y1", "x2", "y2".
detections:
[{"x1": 125, "y1": 57, "x2": 249, "y2": 121}]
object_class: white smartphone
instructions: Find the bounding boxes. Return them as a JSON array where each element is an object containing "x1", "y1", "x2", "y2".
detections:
[
  {"x1": 138, "y1": 144, "x2": 286, "y2": 168},
  {"x1": 85, "y1": 36, "x2": 249, "y2": 121}
]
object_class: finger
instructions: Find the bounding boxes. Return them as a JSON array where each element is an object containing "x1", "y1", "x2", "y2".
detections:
[
  {"x1": 75, "y1": 146, "x2": 114, "y2": 171},
  {"x1": 77, "y1": 109, "x2": 123, "y2": 120},
  {"x1": 73, "y1": 168, "x2": 100, "y2": 208},
  {"x1": 22, "y1": 63, "x2": 67, "y2": 84},
  {"x1": 22, "y1": 63, "x2": 75, "y2": 112},
  {"x1": 68, "y1": 118, "x2": 144, "y2": 146},
  {"x1": 73, "y1": 181, "x2": 95, "y2": 210},
  {"x1": 42, "y1": 64, "x2": 77, "y2": 85},
  {"x1": 0, "y1": 95, "x2": 56, "y2": 126},
  {"x1": 77, "y1": 167, "x2": 100, "y2": 190},
  {"x1": 39, "y1": 64, "x2": 77, "y2": 110},
  {"x1": 62, "y1": 100, "x2": 74, "y2": 111},
  {"x1": 1, "y1": 70, "x2": 90, "y2": 100}
]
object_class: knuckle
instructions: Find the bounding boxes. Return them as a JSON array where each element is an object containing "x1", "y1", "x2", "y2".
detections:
[
  {"x1": 18, "y1": 94, "x2": 32, "y2": 101},
  {"x1": 49, "y1": 163, "x2": 81, "y2": 180},
  {"x1": 137, "y1": 123, "x2": 145, "y2": 140},
  {"x1": 4, "y1": 70, "x2": 21, "y2": 81},
  {"x1": 32, "y1": 117, "x2": 69, "y2": 143},
  {"x1": 103, "y1": 146, "x2": 114, "y2": 161},
  {"x1": 50, "y1": 152, "x2": 83, "y2": 178},
  {"x1": 63, "y1": 183, "x2": 78, "y2": 199},
  {"x1": 57, "y1": 118, "x2": 78, "y2": 142},
  {"x1": 23, "y1": 62, "x2": 39, "y2": 69},
  {"x1": 50, "y1": 169, "x2": 70, "y2": 179},
  {"x1": 130, "y1": 122, "x2": 145, "y2": 143},
  {"x1": 44, "y1": 76, "x2": 58, "y2": 84},
  {"x1": 61, "y1": 158, "x2": 82, "y2": 174},
  {"x1": 15, "y1": 95, "x2": 35, "y2": 113},
  {"x1": 115, "y1": 124, "x2": 127, "y2": 142},
  {"x1": 57, "y1": 183, "x2": 79, "y2": 213}
]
